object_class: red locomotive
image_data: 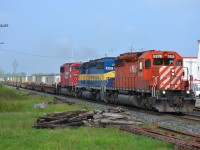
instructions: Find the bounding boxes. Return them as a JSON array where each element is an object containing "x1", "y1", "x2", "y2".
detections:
[
  {"x1": 57, "y1": 62, "x2": 82, "y2": 96},
  {"x1": 106, "y1": 50, "x2": 195, "y2": 112}
]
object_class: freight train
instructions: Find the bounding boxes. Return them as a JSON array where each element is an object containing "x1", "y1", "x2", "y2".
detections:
[{"x1": 0, "y1": 50, "x2": 196, "y2": 112}]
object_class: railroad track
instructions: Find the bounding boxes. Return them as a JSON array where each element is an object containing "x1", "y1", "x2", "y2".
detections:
[
  {"x1": 121, "y1": 126, "x2": 200, "y2": 149},
  {"x1": 179, "y1": 114, "x2": 200, "y2": 123}
]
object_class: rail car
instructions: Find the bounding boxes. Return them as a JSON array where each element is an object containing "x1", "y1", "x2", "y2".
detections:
[
  {"x1": 2, "y1": 75, "x2": 60, "y2": 93},
  {"x1": 57, "y1": 62, "x2": 82, "y2": 96},
  {"x1": 0, "y1": 50, "x2": 196, "y2": 113},
  {"x1": 76, "y1": 57, "x2": 115, "y2": 100}
]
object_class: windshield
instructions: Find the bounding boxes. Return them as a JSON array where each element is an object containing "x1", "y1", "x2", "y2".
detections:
[
  {"x1": 153, "y1": 59, "x2": 163, "y2": 65},
  {"x1": 153, "y1": 59, "x2": 175, "y2": 66},
  {"x1": 73, "y1": 66, "x2": 80, "y2": 70},
  {"x1": 164, "y1": 59, "x2": 174, "y2": 66}
]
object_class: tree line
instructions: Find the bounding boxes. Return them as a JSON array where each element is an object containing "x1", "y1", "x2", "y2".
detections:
[{"x1": 0, "y1": 68, "x2": 26, "y2": 77}]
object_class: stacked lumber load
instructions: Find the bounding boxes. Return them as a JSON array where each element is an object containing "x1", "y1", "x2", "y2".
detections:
[{"x1": 34, "y1": 107, "x2": 142, "y2": 129}]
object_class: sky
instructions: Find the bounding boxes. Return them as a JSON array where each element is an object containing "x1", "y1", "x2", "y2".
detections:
[{"x1": 0, "y1": 0, "x2": 200, "y2": 75}]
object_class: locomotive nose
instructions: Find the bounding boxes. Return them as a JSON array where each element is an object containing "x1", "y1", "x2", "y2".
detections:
[{"x1": 159, "y1": 66, "x2": 182, "y2": 90}]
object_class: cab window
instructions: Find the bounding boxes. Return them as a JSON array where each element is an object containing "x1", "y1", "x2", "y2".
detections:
[
  {"x1": 97, "y1": 62, "x2": 104, "y2": 69},
  {"x1": 176, "y1": 60, "x2": 182, "y2": 66},
  {"x1": 153, "y1": 59, "x2": 163, "y2": 65},
  {"x1": 60, "y1": 67, "x2": 64, "y2": 73},
  {"x1": 82, "y1": 67, "x2": 86, "y2": 74},
  {"x1": 145, "y1": 59, "x2": 151, "y2": 69},
  {"x1": 73, "y1": 66, "x2": 80, "y2": 70},
  {"x1": 164, "y1": 59, "x2": 174, "y2": 66}
]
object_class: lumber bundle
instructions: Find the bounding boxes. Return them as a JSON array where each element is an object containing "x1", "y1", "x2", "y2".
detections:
[{"x1": 34, "y1": 107, "x2": 142, "y2": 129}]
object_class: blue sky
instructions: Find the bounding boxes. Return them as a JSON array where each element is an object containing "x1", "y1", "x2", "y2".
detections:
[{"x1": 0, "y1": 0, "x2": 200, "y2": 75}]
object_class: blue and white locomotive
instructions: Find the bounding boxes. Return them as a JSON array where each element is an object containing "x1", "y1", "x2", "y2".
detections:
[{"x1": 76, "y1": 57, "x2": 115, "y2": 101}]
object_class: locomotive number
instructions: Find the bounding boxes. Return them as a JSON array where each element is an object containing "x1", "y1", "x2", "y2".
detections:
[
  {"x1": 152, "y1": 54, "x2": 162, "y2": 58},
  {"x1": 167, "y1": 54, "x2": 175, "y2": 58},
  {"x1": 106, "y1": 67, "x2": 113, "y2": 70}
]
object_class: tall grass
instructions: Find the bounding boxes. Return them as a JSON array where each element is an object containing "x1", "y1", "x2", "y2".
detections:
[
  {"x1": 0, "y1": 84, "x2": 23, "y2": 100},
  {"x1": 0, "y1": 85, "x2": 172, "y2": 150},
  {"x1": 0, "y1": 85, "x2": 26, "y2": 112}
]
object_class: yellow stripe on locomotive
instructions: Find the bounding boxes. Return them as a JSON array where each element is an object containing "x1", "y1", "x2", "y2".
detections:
[{"x1": 78, "y1": 71, "x2": 115, "y2": 81}]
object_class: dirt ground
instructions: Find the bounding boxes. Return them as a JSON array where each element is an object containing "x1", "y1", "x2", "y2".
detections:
[{"x1": 195, "y1": 98, "x2": 200, "y2": 107}]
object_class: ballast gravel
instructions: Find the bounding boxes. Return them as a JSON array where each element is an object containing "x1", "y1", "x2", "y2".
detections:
[{"x1": 57, "y1": 96, "x2": 200, "y2": 135}]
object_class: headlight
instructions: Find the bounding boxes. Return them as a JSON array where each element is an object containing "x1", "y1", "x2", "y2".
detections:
[
  {"x1": 172, "y1": 73, "x2": 175, "y2": 76},
  {"x1": 171, "y1": 69, "x2": 175, "y2": 73},
  {"x1": 186, "y1": 90, "x2": 190, "y2": 94},
  {"x1": 162, "y1": 91, "x2": 166, "y2": 94}
]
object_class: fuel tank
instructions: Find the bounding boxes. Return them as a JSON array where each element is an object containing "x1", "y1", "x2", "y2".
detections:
[
  {"x1": 82, "y1": 91, "x2": 95, "y2": 100},
  {"x1": 116, "y1": 94, "x2": 138, "y2": 106}
]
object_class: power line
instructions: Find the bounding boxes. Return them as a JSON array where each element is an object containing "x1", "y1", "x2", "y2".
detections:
[
  {"x1": 0, "y1": 48, "x2": 94, "y2": 59},
  {"x1": 0, "y1": 48, "x2": 67, "y2": 58}
]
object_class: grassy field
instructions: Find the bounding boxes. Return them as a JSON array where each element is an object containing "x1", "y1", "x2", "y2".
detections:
[{"x1": 0, "y1": 84, "x2": 172, "y2": 150}]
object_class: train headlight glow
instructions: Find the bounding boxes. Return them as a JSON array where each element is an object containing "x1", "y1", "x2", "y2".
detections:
[
  {"x1": 162, "y1": 91, "x2": 166, "y2": 94},
  {"x1": 171, "y1": 69, "x2": 175, "y2": 73},
  {"x1": 186, "y1": 90, "x2": 190, "y2": 94},
  {"x1": 172, "y1": 73, "x2": 175, "y2": 76}
]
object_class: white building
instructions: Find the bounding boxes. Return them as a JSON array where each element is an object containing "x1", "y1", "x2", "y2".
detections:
[
  {"x1": 197, "y1": 40, "x2": 200, "y2": 80},
  {"x1": 183, "y1": 40, "x2": 200, "y2": 81},
  {"x1": 183, "y1": 40, "x2": 200, "y2": 97},
  {"x1": 183, "y1": 57, "x2": 198, "y2": 80}
]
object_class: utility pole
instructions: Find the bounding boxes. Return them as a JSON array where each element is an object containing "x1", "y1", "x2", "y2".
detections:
[
  {"x1": 12, "y1": 59, "x2": 18, "y2": 74},
  {"x1": 130, "y1": 46, "x2": 133, "y2": 53},
  {"x1": 0, "y1": 24, "x2": 8, "y2": 45}
]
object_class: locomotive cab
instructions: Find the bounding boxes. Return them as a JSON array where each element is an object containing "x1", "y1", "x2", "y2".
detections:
[{"x1": 142, "y1": 51, "x2": 195, "y2": 112}]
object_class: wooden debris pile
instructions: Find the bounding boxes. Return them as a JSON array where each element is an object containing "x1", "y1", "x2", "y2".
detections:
[
  {"x1": 48, "y1": 97, "x2": 75, "y2": 105},
  {"x1": 34, "y1": 107, "x2": 142, "y2": 129}
]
